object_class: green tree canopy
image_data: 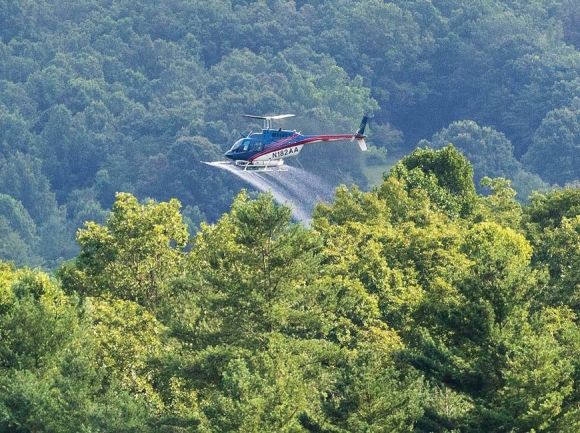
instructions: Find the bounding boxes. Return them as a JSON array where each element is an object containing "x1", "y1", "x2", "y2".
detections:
[
  {"x1": 59, "y1": 192, "x2": 188, "y2": 309},
  {"x1": 523, "y1": 99, "x2": 580, "y2": 185},
  {"x1": 420, "y1": 120, "x2": 521, "y2": 185},
  {"x1": 387, "y1": 144, "x2": 478, "y2": 219}
]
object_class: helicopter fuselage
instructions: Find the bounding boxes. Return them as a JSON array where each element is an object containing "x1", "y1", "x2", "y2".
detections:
[
  {"x1": 224, "y1": 129, "x2": 360, "y2": 167},
  {"x1": 220, "y1": 114, "x2": 367, "y2": 170}
]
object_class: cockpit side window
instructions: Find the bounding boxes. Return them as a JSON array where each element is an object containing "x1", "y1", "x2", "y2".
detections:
[{"x1": 230, "y1": 139, "x2": 243, "y2": 152}]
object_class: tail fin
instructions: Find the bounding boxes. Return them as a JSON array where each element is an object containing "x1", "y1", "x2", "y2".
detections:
[
  {"x1": 352, "y1": 115, "x2": 368, "y2": 151},
  {"x1": 357, "y1": 116, "x2": 368, "y2": 136}
]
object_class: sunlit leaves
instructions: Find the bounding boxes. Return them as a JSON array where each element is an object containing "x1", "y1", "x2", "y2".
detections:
[
  {"x1": 475, "y1": 177, "x2": 523, "y2": 230},
  {"x1": 537, "y1": 215, "x2": 580, "y2": 311},
  {"x1": 88, "y1": 297, "x2": 166, "y2": 410},
  {"x1": 66, "y1": 192, "x2": 188, "y2": 308},
  {"x1": 482, "y1": 307, "x2": 580, "y2": 432},
  {"x1": 190, "y1": 191, "x2": 322, "y2": 347}
]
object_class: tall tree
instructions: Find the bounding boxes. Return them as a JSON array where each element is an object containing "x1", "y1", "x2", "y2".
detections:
[
  {"x1": 59, "y1": 192, "x2": 188, "y2": 310},
  {"x1": 420, "y1": 120, "x2": 521, "y2": 186},
  {"x1": 387, "y1": 144, "x2": 478, "y2": 219},
  {"x1": 523, "y1": 100, "x2": 580, "y2": 186}
]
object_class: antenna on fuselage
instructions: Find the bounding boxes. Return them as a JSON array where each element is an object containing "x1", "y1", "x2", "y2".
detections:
[{"x1": 242, "y1": 114, "x2": 295, "y2": 130}]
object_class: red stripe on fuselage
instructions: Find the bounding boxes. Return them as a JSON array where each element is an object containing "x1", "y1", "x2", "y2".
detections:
[{"x1": 248, "y1": 134, "x2": 354, "y2": 162}]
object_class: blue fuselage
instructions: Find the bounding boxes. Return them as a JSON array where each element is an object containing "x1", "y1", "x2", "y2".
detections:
[
  {"x1": 221, "y1": 115, "x2": 367, "y2": 168},
  {"x1": 224, "y1": 129, "x2": 302, "y2": 161}
]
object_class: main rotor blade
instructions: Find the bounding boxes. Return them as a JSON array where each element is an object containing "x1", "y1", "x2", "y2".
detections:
[{"x1": 242, "y1": 114, "x2": 295, "y2": 120}]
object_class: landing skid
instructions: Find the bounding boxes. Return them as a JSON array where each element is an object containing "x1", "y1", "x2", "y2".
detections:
[
  {"x1": 245, "y1": 165, "x2": 289, "y2": 172},
  {"x1": 235, "y1": 159, "x2": 287, "y2": 171},
  {"x1": 202, "y1": 161, "x2": 288, "y2": 172}
]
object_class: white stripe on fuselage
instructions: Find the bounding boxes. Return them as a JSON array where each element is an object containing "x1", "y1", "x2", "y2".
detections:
[{"x1": 252, "y1": 144, "x2": 303, "y2": 161}]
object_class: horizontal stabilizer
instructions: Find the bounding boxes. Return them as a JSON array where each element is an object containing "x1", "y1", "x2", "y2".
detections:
[{"x1": 357, "y1": 138, "x2": 367, "y2": 151}]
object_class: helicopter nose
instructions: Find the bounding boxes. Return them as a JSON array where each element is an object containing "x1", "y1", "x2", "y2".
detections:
[{"x1": 224, "y1": 151, "x2": 234, "y2": 160}]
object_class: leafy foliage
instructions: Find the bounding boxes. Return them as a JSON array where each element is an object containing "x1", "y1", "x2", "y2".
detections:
[
  {"x1": 2, "y1": 146, "x2": 580, "y2": 429},
  {"x1": 5, "y1": 1, "x2": 580, "y2": 430}
]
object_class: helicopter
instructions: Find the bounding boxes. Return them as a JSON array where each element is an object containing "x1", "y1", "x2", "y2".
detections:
[{"x1": 216, "y1": 114, "x2": 368, "y2": 171}]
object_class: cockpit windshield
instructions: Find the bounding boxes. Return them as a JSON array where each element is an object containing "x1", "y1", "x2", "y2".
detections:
[
  {"x1": 229, "y1": 139, "x2": 246, "y2": 153},
  {"x1": 228, "y1": 139, "x2": 262, "y2": 153}
]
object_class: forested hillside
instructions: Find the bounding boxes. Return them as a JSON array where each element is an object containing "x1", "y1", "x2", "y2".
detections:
[
  {"x1": 2, "y1": 0, "x2": 580, "y2": 267},
  {"x1": 3, "y1": 146, "x2": 580, "y2": 431}
]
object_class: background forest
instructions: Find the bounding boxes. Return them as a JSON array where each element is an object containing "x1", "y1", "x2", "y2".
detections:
[
  {"x1": 4, "y1": 0, "x2": 580, "y2": 431},
  {"x1": 2, "y1": 0, "x2": 580, "y2": 267}
]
